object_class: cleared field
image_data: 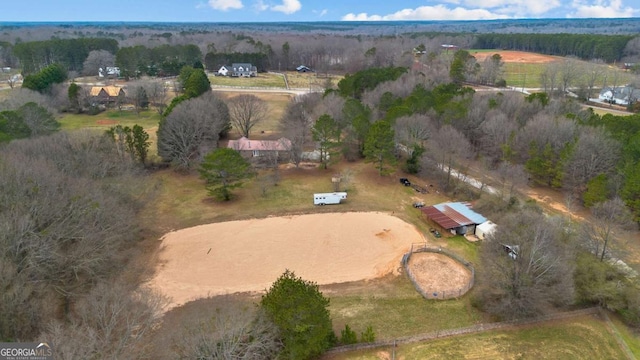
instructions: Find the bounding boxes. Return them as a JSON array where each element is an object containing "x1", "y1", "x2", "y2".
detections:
[
  {"x1": 58, "y1": 109, "x2": 162, "y2": 158},
  {"x1": 215, "y1": 91, "x2": 293, "y2": 139},
  {"x1": 149, "y1": 212, "x2": 426, "y2": 310},
  {"x1": 469, "y1": 49, "x2": 634, "y2": 90},
  {"x1": 209, "y1": 72, "x2": 285, "y2": 87},
  {"x1": 322, "y1": 315, "x2": 629, "y2": 359}
]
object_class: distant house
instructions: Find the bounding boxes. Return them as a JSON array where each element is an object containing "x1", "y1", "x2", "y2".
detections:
[
  {"x1": 228, "y1": 136, "x2": 291, "y2": 159},
  {"x1": 296, "y1": 65, "x2": 312, "y2": 73},
  {"x1": 598, "y1": 86, "x2": 640, "y2": 106},
  {"x1": 231, "y1": 63, "x2": 257, "y2": 77},
  {"x1": 90, "y1": 86, "x2": 125, "y2": 104},
  {"x1": 421, "y1": 202, "x2": 487, "y2": 236},
  {"x1": 216, "y1": 65, "x2": 231, "y2": 76},
  {"x1": 98, "y1": 66, "x2": 120, "y2": 78}
]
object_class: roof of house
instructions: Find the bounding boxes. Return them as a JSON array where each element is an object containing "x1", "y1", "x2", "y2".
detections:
[
  {"x1": 227, "y1": 137, "x2": 291, "y2": 151},
  {"x1": 421, "y1": 202, "x2": 487, "y2": 229},
  {"x1": 90, "y1": 86, "x2": 123, "y2": 97}
]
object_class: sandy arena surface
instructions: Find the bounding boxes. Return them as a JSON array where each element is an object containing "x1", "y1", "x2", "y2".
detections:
[
  {"x1": 471, "y1": 50, "x2": 558, "y2": 63},
  {"x1": 150, "y1": 212, "x2": 426, "y2": 309},
  {"x1": 407, "y1": 252, "x2": 472, "y2": 297}
]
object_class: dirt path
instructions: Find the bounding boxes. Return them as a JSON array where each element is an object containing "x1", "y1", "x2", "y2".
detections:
[{"x1": 149, "y1": 212, "x2": 427, "y2": 310}]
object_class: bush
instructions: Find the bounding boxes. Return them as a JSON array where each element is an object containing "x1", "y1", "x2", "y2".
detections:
[
  {"x1": 340, "y1": 324, "x2": 357, "y2": 345},
  {"x1": 360, "y1": 326, "x2": 376, "y2": 343}
]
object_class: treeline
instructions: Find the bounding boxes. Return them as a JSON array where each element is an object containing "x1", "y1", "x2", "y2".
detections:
[
  {"x1": 13, "y1": 38, "x2": 118, "y2": 74},
  {"x1": 474, "y1": 33, "x2": 633, "y2": 62},
  {"x1": 204, "y1": 52, "x2": 270, "y2": 72},
  {"x1": 115, "y1": 44, "x2": 202, "y2": 78}
]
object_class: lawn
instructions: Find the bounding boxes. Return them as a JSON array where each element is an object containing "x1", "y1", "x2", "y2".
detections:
[
  {"x1": 215, "y1": 91, "x2": 294, "y2": 139},
  {"x1": 58, "y1": 109, "x2": 162, "y2": 158},
  {"x1": 323, "y1": 315, "x2": 629, "y2": 359},
  {"x1": 326, "y1": 275, "x2": 483, "y2": 342},
  {"x1": 209, "y1": 72, "x2": 286, "y2": 88}
]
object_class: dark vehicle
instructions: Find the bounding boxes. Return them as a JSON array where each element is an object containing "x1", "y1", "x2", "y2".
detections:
[{"x1": 399, "y1": 178, "x2": 411, "y2": 186}]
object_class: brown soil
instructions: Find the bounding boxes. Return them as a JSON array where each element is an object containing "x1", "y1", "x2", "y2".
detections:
[
  {"x1": 407, "y1": 252, "x2": 472, "y2": 297},
  {"x1": 96, "y1": 119, "x2": 118, "y2": 125},
  {"x1": 149, "y1": 212, "x2": 427, "y2": 310},
  {"x1": 472, "y1": 50, "x2": 558, "y2": 64}
]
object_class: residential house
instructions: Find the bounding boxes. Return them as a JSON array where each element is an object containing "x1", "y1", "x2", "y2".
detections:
[
  {"x1": 90, "y1": 86, "x2": 125, "y2": 105},
  {"x1": 216, "y1": 65, "x2": 231, "y2": 76},
  {"x1": 227, "y1": 137, "x2": 291, "y2": 160},
  {"x1": 98, "y1": 66, "x2": 121, "y2": 78},
  {"x1": 598, "y1": 86, "x2": 640, "y2": 106},
  {"x1": 231, "y1": 63, "x2": 257, "y2": 77},
  {"x1": 421, "y1": 202, "x2": 488, "y2": 236}
]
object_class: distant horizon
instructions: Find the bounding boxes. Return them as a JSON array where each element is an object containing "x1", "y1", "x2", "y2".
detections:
[{"x1": 1, "y1": 1, "x2": 638, "y2": 23}]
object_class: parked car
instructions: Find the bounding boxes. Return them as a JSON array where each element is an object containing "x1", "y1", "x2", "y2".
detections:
[
  {"x1": 399, "y1": 178, "x2": 411, "y2": 186},
  {"x1": 413, "y1": 201, "x2": 425, "y2": 208}
]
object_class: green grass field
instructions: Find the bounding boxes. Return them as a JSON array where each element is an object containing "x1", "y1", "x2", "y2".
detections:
[{"x1": 323, "y1": 315, "x2": 629, "y2": 359}]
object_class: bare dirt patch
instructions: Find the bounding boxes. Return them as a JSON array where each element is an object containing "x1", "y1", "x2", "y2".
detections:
[
  {"x1": 149, "y1": 212, "x2": 427, "y2": 310},
  {"x1": 407, "y1": 252, "x2": 472, "y2": 297},
  {"x1": 96, "y1": 119, "x2": 118, "y2": 125},
  {"x1": 472, "y1": 50, "x2": 558, "y2": 64}
]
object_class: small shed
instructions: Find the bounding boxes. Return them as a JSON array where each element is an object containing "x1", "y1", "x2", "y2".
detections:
[
  {"x1": 476, "y1": 221, "x2": 497, "y2": 240},
  {"x1": 421, "y1": 202, "x2": 487, "y2": 236}
]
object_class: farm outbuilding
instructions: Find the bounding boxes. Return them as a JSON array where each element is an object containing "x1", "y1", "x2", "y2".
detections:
[
  {"x1": 421, "y1": 202, "x2": 487, "y2": 236},
  {"x1": 475, "y1": 221, "x2": 497, "y2": 240}
]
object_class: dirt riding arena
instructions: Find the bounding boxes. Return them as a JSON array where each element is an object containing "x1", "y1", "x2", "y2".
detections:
[
  {"x1": 149, "y1": 212, "x2": 427, "y2": 310},
  {"x1": 471, "y1": 50, "x2": 558, "y2": 64},
  {"x1": 406, "y1": 251, "x2": 473, "y2": 299}
]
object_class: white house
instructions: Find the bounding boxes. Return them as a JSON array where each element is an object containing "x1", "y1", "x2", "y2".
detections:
[
  {"x1": 231, "y1": 63, "x2": 257, "y2": 77},
  {"x1": 216, "y1": 65, "x2": 231, "y2": 76},
  {"x1": 98, "y1": 66, "x2": 120, "y2": 78}
]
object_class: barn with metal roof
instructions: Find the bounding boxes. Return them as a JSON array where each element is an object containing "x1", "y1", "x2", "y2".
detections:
[{"x1": 421, "y1": 202, "x2": 487, "y2": 235}]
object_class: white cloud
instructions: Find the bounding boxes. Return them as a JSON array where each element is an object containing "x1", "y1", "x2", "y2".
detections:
[
  {"x1": 270, "y1": 0, "x2": 302, "y2": 14},
  {"x1": 208, "y1": 0, "x2": 243, "y2": 11},
  {"x1": 254, "y1": 0, "x2": 269, "y2": 11},
  {"x1": 342, "y1": 5, "x2": 510, "y2": 21},
  {"x1": 568, "y1": 0, "x2": 638, "y2": 17},
  {"x1": 461, "y1": 0, "x2": 561, "y2": 16}
]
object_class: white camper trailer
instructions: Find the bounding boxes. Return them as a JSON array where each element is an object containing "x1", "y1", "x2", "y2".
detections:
[{"x1": 313, "y1": 192, "x2": 347, "y2": 205}]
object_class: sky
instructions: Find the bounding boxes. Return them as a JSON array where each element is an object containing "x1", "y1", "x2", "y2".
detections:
[{"x1": 1, "y1": 0, "x2": 639, "y2": 22}]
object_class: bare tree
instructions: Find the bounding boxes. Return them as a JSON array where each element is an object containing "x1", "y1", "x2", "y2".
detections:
[
  {"x1": 583, "y1": 59, "x2": 607, "y2": 100},
  {"x1": 564, "y1": 127, "x2": 620, "y2": 194},
  {"x1": 394, "y1": 113, "x2": 435, "y2": 151},
  {"x1": 279, "y1": 94, "x2": 319, "y2": 167},
  {"x1": 425, "y1": 125, "x2": 473, "y2": 190},
  {"x1": 170, "y1": 297, "x2": 281, "y2": 359},
  {"x1": 82, "y1": 50, "x2": 116, "y2": 77},
  {"x1": 229, "y1": 94, "x2": 269, "y2": 138},
  {"x1": 478, "y1": 210, "x2": 575, "y2": 319},
  {"x1": 478, "y1": 110, "x2": 517, "y2": 164},
  {"x1": 559, "y1": 58, "x2": 581, "y2": 95},
  {"x1": 142, "y1": 79, "x2": 169, "y2": 115},
  {"x1": 494, "y1": 162, "x2": 528, "y2": 201},
  {"x1": 581, "y1": 198, "x2": 634, "y2": 262},
  {"x1": 157, "y1": 92, "x2": 230, "y2": 169},
  {"x1": 43, "y1": 282, "x2": 167, "y2": 360}
]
